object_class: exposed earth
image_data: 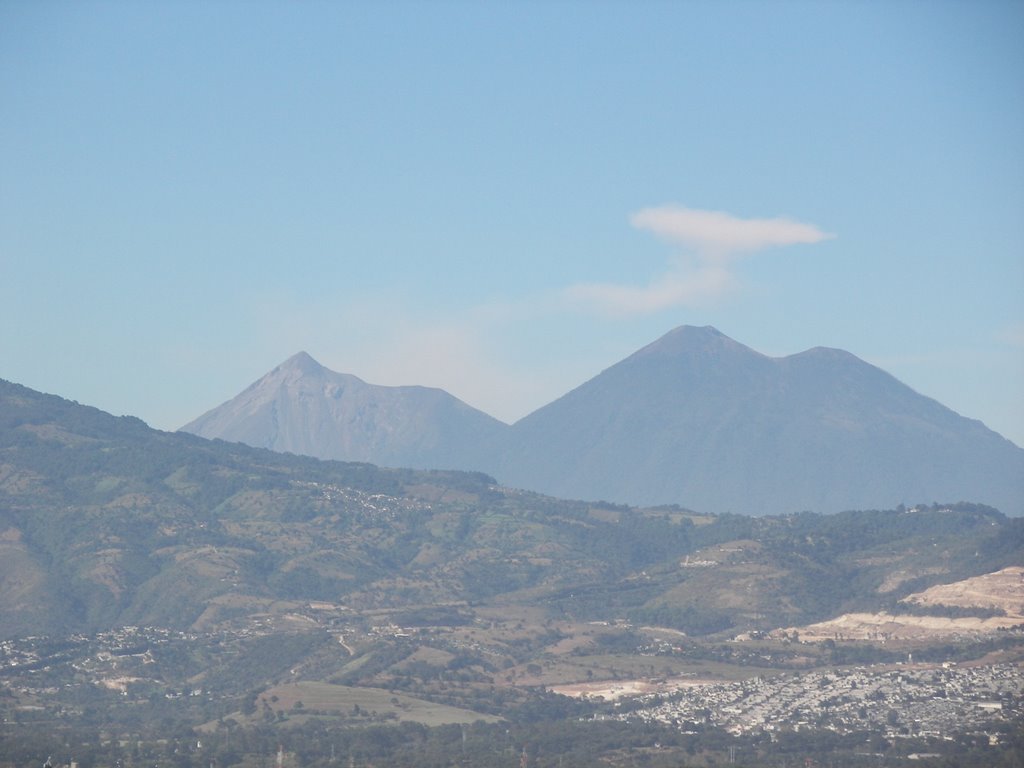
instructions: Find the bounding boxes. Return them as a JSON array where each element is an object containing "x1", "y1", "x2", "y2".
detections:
[{"x1": 773, "y1": 566, "x2": 1024, "y2": 642}]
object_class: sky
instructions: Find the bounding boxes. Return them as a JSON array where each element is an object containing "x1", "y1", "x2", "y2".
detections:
[{"x1": 2, "y1": 1, "x2": 1023, "y2": 447}]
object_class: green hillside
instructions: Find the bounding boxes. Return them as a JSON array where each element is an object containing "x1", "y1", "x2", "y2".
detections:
[
  {"x1": 2, "y1": 377, "x2": 1021, "y2": 641},
  {"x1": 2, "y1": 378, "x2": 1022, "y2": 767}
]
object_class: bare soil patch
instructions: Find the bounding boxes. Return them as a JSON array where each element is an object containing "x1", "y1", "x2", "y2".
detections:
[
  {"x1": 902, "y1": 566, "x2": 1024, "y2": 617},
  {"x1": 551, "y1": 675, "x2": 726, "y2": 701}
]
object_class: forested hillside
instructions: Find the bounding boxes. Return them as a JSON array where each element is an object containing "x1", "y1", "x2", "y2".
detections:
[
  {"x1": 2, "y1": 377, "x2": 1021, "y2": 640},
  {"x1": 2, "y1": 378, "x2": 1023, "y2": 766}
]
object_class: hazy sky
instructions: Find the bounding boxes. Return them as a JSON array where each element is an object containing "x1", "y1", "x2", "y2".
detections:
[{"x1": 3, "y1": 1, "x2": 1023, "y2": 446}]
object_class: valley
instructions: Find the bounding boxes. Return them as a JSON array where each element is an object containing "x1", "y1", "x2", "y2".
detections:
[
  {"x1": 1, "y1": 378, "x2": 1022, "y2": 766},
  {"x1": 2, "y1": 592, "x2": 1022, "y2": 766}
]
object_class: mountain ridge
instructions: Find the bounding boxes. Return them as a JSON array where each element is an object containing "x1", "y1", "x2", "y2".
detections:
[
  {"x1": 3, "y1": 374, "x2": 1022, "y2": 764},
  {"x1": 2, "y1": 373, "x2": 1020, "y2": 642},
  {"x1": 179, "y1": 326, "x2": 1024, "y2": 515}
]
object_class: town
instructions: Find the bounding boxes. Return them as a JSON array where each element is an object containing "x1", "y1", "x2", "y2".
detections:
[{"x1": 617, "y1": 660, "x2": 1022, "y2": 744}]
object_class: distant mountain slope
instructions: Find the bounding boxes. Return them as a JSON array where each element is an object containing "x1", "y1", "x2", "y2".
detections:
[
  {"x1": 494, "y1": 326, "x2": 1024, "y2": 515},
  {"x1": 181, "y1": 352, "x2": 507, "y2": 472},
  {"x1": 1, "y1": 377, "x2": 1021, "y2": 643},
  {"x1": 179, "y1": 328, "x2": 1024, "y2": 516},
  {"x1": 0, "y1": 377, "x2": 504, "y2": 637}
]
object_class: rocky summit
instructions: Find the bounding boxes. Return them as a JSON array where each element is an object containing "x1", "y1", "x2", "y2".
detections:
[{"x1": 181, "y1": 351, "x2": 506, "y2": 473}]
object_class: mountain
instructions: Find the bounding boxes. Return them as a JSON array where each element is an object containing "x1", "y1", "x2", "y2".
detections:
[
  {"x1": 493, "y1": 326, "x2": 1024, "y2": 515},
  {"x1": 4, "y1": 377, "x2": 1023, "y2": 768},
  {"x1": 181, "y1": 351, "x2": 507, "y2": 472},
  {"x1": 180, "y1": 329, "x2": 1024, "y2": 516},
  {"x1": 0, "y1": 377, "x2": 447, "y2": 636},
  {"x1": 3, "y1": 375, "x2": 1021, "y2": 643}
]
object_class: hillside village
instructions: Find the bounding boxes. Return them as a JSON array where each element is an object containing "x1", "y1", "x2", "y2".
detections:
[{"x1": 616, "y1": 661, "x2": 1022, "y2": 742}]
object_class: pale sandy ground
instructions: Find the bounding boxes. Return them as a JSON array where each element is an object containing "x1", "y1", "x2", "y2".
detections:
[
  {"x1": 775, "y1": 566, "x2": 1024, "y2": 642},
  {"x1": 779, "y1": 612, "x2": 1024, "y2": 642},
  {"x1": 904, "y1": 565, "x2": 1024, "y2": 615},
  {"x1": 551, "y1": 676, "x2": 722, "y2": 700},
  {"x1": 99, "y1": 676, "x2": 143, "y2": 691}
]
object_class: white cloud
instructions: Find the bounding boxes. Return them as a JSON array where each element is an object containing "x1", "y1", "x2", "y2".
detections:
[
  {"x1": 565, "y1": 204, "x2": 833, "y2": 315},
  {"x1": 630, "y1": 205, "x2": 833, "y2": 257}
]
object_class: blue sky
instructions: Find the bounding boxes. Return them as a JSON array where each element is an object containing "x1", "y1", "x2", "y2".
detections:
[{"x1": 2, "y1": 1, "x2": 1023, "y2": 447}]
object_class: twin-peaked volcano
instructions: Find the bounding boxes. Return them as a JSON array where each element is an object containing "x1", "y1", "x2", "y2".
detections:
[
  {"x1": 181, "y1": 327, "x2": 1024, "y2": 515},
  {"x1": 494, "y1": 326, "x2": 1024, "y2": 514}
]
